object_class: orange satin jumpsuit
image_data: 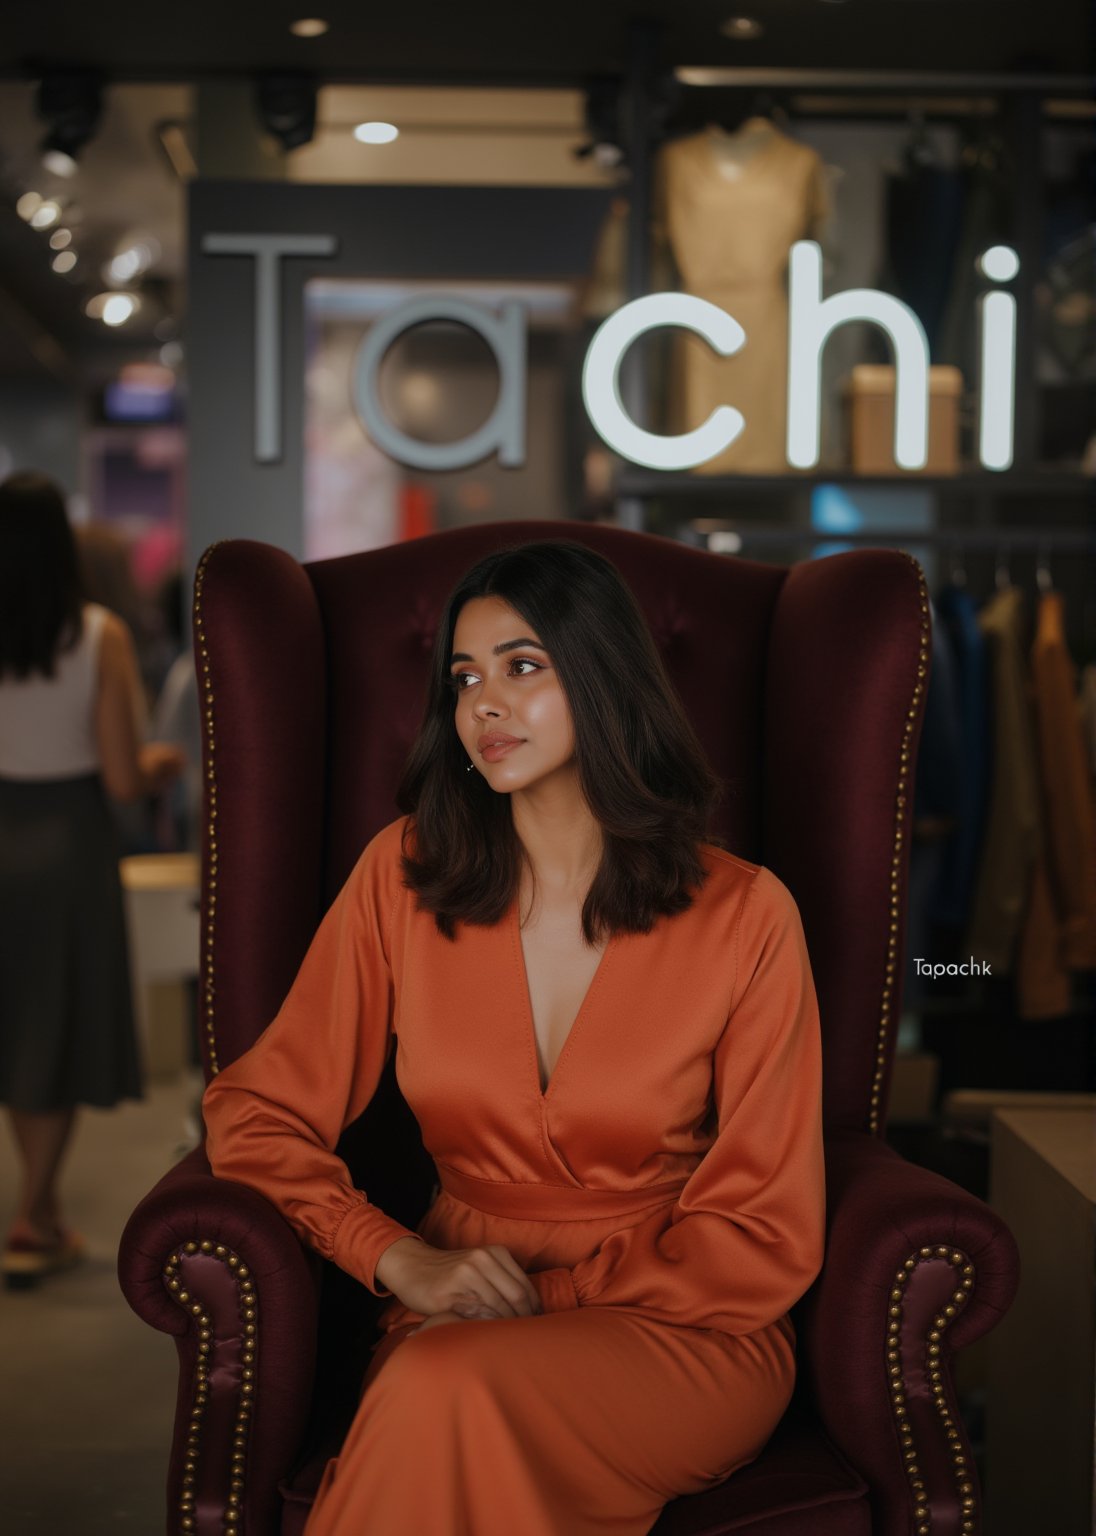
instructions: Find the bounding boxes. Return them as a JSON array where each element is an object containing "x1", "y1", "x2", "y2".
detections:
[{"x1": 202, "y1": 815, "x2": 825, "y2": 1536}]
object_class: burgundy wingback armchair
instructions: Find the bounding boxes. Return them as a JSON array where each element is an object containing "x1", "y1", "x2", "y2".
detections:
[{"x1": 119, "y1": 520, "x2": 1019, "y2": 1536}]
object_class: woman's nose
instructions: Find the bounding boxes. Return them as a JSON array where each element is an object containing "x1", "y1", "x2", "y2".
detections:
[{"x1": 472, "y1": 681, "x2": 508, "y2": 719}]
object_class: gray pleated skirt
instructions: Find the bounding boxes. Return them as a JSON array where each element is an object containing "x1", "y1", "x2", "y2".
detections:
[{"x1": 0, "y1": 773, "x2": 144, "y2": 1112}]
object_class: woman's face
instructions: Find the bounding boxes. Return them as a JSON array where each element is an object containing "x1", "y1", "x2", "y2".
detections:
[{"x1": 449, "y1": 597, "x2": 576, "y2": 791}]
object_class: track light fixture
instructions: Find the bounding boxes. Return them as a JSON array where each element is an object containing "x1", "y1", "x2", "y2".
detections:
[
  {"x1": 574, "y1": 76, "x2": 626, "y2": 168},
  {"x1": 255, "y1": 71, "x2": 318, "y2": 152},
  {"x1": 36, "y1": 70, "x2": 103, "y2": 176}
]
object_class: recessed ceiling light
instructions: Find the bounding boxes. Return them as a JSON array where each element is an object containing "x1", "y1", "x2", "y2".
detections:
[
  {"x1": 43, "y1": 148, "x2": 78, "y2": 178},
  {"x1": 52, "y1": 250, "x2": 77, "y2": 274},
  {"x1": 290, "y1": 18, "x2": 328, "y2": 37},
  {"x1": 16, "y1": 191, "x2": 42, "y2": 220},
  {"x1": 30, "y1": 200, "x2": 62, "y2": 230},
  {"x1": 353, "y1": 121, "x2": 399, "y2": 144},
  {"x1": 721, "y1": 16, "x2": 764, "y2": 39},
  {"x1": 87, "y1": 291, "x2": 140, "y2": 325},
  {"x1": 102, "y1": 294, "x2": 137, "y2": 326},
  {"x1": 106, "y1": 240, "x2": 157, "y2": 285},
  {"x1": 49, "y1": 227, "x2": 72, "y2": 249}
]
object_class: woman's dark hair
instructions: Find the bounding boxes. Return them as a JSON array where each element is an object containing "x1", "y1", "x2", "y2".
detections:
[
  {"x1": 0, "y1": 471, "x2": 85, "y2": 681},
  {"x1": 395, "y1": 539, "x2": 728, "y2": 944}
]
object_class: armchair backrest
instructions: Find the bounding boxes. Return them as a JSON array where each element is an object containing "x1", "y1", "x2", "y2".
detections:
[{"x1": 193, "y1": 521, "x2": 929, "y2": 1141}]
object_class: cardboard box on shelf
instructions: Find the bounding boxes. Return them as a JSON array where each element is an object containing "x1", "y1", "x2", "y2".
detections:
[{"x1": 846, "y1": 364, "x2": 963, "y2": 474}]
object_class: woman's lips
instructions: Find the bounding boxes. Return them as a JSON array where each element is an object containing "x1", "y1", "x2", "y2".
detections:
[{"x1": 481, "y1": 740, "x2": 524, "y2": 762}]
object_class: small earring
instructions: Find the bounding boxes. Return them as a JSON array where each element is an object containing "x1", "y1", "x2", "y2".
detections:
[{"x1": 465, "y1": 760, "x2": 474, "y2": 773}]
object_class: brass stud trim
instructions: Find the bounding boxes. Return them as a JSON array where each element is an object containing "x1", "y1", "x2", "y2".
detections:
[
  {"x1": 870, "y1": 553, "x2": 930, "y2": 1135},
  {"x1": 193, "y1": 542, "x2": 226, "y2": 1077},
  {"x1": 162, "y1": 1239, "x2": 259, "y2": 1533},
  {"x1": 888, "y1": 1247, "x2": 978, "y2": 1532}
]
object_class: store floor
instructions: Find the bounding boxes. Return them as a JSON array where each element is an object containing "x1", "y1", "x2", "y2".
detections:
[{"x1": 0, "y1": 1070, "x2": 202, "y2": 1534}]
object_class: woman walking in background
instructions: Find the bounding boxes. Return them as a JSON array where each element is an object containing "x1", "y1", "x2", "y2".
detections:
[{"x1": 0, "y1": 471, "x2": 184, "y2": 1288}]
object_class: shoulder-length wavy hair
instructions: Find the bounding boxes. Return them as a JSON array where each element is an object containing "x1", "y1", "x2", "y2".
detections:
[
  {"x1": 0, "y1": 471, "x2": 85, "y2": 681},
  {"x1": 394, "y1": 538, "x2": 728, "y2": 944}
]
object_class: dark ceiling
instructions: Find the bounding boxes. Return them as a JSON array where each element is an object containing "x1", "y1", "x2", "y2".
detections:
[
  {"x1": 0, "y1": 1, "x2": 1090, "y2": 381},
  {"x1": 0, "y1": 0, "x2": 1091, "y2": 83}
]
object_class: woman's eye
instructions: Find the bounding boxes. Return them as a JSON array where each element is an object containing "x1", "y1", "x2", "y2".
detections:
[{"x1": 449, "y1": 658, "x2": 541, "y2": 691}]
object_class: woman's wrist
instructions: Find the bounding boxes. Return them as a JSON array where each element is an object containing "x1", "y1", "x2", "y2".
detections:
[{"x1": 374, "y1": 1235, "x2": 424, "y2": 1293}]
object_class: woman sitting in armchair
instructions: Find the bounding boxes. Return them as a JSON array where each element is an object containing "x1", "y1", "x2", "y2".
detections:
[{"x1": 201, "y1": 537, "x2": 825, "y2": 1536}]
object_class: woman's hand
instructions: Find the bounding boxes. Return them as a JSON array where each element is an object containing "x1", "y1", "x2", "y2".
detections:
[
  {"x1": 138, "y1": 741, "x2": 186, "y2": 794},
  {"x1": 376, "y1": 1238, "x2": 542, "y2": 1320},
  {"x1": 411, "y1": 1308, "x2": 499, "y2": 1335}
]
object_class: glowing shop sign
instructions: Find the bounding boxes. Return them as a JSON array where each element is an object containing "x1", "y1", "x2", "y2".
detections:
[{"x1": 203, "y1": 234, "x2": 1019, "y2": 472}]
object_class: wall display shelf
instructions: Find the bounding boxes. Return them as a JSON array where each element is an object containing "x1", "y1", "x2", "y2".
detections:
[{"x1": 616, "y1": 472, "x2": 1096, "y2": 501}]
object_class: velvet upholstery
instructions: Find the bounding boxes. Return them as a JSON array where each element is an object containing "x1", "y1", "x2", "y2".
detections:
[{"x1": 118, "y1": 520, "x2": 1020, "y2": 1535}]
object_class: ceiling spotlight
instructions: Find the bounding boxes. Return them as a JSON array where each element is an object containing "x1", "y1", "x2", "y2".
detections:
[
  {"x1": 103, "y1": 294, "x2": 138, "y2": 326},
  {"x1": 353, "y1": 121, "x2": 399, "y2": 144},
  {"x1": 30, "y1": 200, "x2": 62, "y2": 230},
  {"x1": 575, "y1": 76, "x2": 626, "y2": 169},
  {"x1": 721, "y1": 16, "x2": 764, "y2": 38},
  {"x1": 290, "y1": 17, "x2": 328, "y2": 36},
  {"x1": 43, "y1": 148, "x2": 78, "y2": 178},
  {"x1": 36, "y1": 70, "x2": 103, "y2": 176},
  {"x1": 105, "y1": 238, "x2": 159, "y2": 286},
  {"x1": 256, "y1": 72, "x2": 317, "y2": 151},
  {"x1": 16, "y1": 191, "x2": 42, "y2": 221},
  {"x1": 49, "y1": 228, "x2": 72, "y2": 250},
  {"x1": 86, "y1": 292, "x2": 140, "y2": 326},
  {"x1": 52, "y1": 250, "x2": 77, "y2": 274}
]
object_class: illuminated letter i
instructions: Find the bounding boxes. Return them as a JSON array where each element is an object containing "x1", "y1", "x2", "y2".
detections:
[{"x1": 977, "y1": 245, "x2": 1019, "y2": 472}]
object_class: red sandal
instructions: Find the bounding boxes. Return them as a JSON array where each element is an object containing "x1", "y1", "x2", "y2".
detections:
[{"x1": 1, "y1": 1226, "x2": 87, "y2": 1288}]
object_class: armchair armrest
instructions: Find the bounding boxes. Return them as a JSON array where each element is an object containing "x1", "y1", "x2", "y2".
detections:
[
  {"x1": 118, "y1": 1143, "x2": 322, "y2": 1536},
  {"x1": 796, "y1": 1130, "x2": 1020, "y2": 1536}
]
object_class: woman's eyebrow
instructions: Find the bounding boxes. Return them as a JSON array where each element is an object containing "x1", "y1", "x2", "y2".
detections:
[{"x1": 449, "y1": 638, "x2": 546, "y2": 665}]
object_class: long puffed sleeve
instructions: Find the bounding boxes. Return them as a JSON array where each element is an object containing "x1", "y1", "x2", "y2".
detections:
[
  {"x1": 528, "y1": 868, "x2": 825, "y2": 1334},
  {"x1": 202, "y1": 820, "x2": 424, "y2": 1297}
]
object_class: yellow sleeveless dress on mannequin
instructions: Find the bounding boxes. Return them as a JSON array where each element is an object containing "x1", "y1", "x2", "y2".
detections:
[{"x1": 655, "y1": 122, "x2": 828, "y2": 474}]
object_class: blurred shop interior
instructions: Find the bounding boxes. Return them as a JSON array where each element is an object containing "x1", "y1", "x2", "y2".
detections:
[{"x1": 0, "y1": 2, "x2": 1094, "y2": 1530}]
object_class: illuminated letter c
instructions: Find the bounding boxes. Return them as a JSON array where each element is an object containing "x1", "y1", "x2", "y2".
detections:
[{"x1": 582, "y1": 294, "x2": 745, "y2": 471}]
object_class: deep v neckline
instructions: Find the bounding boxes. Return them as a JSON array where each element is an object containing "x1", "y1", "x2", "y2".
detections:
[{"x1": 509, "y1": 898, "x2": 615, "y2": 1101}]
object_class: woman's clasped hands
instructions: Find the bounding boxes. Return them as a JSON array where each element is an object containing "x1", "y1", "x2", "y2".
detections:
[{"x1": 375, "y1": 1237, "x2": 544, "y2": 1333}]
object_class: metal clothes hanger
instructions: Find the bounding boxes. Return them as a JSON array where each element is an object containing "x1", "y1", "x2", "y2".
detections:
[
  {"x1": 904, "y1": 110, "x2": 937, "y2": 171},
  {"x1": 994, "y1": 542, "x2": 1012, "y2": 591},
  {"x1": 948, "y1": 541, "x2": 967, "y2": 588},
  {"x1": 1035, "y1": 542, "x2": 1054, "y2": 594}
]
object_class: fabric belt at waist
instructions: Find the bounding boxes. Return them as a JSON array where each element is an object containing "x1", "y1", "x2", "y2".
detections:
[{"x1": 436, "y1": 1164, "x2": 684, "y2": 1223}]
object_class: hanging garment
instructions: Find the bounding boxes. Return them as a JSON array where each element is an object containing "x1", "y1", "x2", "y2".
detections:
[
  {"x1": 966, "y1": 587, "x2": 1071, "y2": 1018},
  {"x1": 1027, "y1": 590, "x2": 1096, "y2": 970},
  {"x1": 1079, "y1": 662, "x2": 1096, "y2": 780},
  {"x1": 882, "y1": 155, "x2": 965, "y2": 356},
  {"x1": 932, "y1": 584, "x2": 992, "y2": 928},
  {"x1": 935, "y1": 135, "x2": 1010, "y2": 382},
  {"x1": 654, "y1": 122, "x2": 828, "y2": 473},
  {"x1": 202, "y1": 815, "x2": 825, "y2": 1536},
  {"x1": 965, "y1": 588, "x2": 1040, "y2": 969}
]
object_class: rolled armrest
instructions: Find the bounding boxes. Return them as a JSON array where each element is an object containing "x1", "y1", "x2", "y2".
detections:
[
  {"x1": 118, "y1": 1142, "x2": 322, "y2": 1536},
  {"x1": 796, "y1": 1130, "x2": 1020, "y2": 1536}
]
